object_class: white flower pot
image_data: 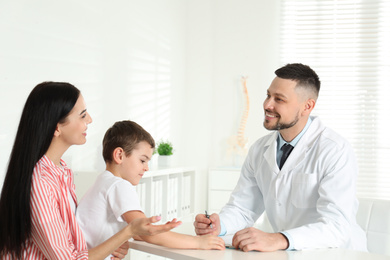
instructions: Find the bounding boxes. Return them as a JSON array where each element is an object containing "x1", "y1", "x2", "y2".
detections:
[{"x1": 158, "y1": 155, "x2": 171, "y2": 167}]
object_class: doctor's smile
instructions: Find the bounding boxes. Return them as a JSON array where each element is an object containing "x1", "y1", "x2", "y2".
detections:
[{"x1": 264, "y1": 111, "x2": 279, "y2": 120}]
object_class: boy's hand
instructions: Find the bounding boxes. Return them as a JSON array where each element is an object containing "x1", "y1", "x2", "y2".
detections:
[
  {"x1": 194, "y1": 213, "x2": 221, "y2": 236},
  {"x1": 129, "y1": 216, "x2": 182, "y2": 237},
  {"x1": 196, "y1": 234, "x2": 225, "y2": 250}
]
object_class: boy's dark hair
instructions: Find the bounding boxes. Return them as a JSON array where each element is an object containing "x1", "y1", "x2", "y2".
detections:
[
  {"x1": 102, "y1": 120, "x2": 155, "y2": 163},
  {"x1": 275, "y1": 63, "x2": 321, "y2": 99}
]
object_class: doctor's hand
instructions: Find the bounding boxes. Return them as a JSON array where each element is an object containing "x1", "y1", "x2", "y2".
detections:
[
  {"x1": 193, "y1": 213, "x2": 221, "y2": 236},
  {"x1": 232, "y1": 227, "x2": 289, "y2": 252}
]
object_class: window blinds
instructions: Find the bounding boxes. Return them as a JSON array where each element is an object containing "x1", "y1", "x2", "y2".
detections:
[{"x1": 280, "y1": 0, "x2": 390, "y2": 199}]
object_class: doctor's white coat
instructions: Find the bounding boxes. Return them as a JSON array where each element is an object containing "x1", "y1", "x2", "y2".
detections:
[{"x1": 219, "y1": 116, "x2": 367, "y2": 251}]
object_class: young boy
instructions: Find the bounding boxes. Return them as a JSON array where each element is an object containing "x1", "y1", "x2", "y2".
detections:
[{"x1": 76, "y1": 120, "x2": 224, "y2": 259}]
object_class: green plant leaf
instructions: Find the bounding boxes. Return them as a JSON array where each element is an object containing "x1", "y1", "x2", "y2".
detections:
[{"x1": 157, "y1": 141, "x2": 173, "y2": 155}]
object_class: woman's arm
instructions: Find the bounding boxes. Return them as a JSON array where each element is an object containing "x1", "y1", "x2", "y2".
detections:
[
  {"x1": 122, "y1": 211, "x2": 225, "y2": 250},
  {"x1": 88, "y1": 216, "x2": 181, "y2": 260}
]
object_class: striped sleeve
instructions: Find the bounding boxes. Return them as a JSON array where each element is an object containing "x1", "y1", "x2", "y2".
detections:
[{"x1": 30, "y1": 166, "x2": 88, "y2": 259}]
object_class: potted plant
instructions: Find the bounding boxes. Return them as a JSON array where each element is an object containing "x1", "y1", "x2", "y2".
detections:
[{"x1": 157, "y1": 140, "x2": 173, "y2": 167}]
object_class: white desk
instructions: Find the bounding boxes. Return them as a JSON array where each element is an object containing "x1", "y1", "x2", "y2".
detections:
[
  {"x1": 129, "y1": 240, "x2": 389, "y2": 260},
  {"x1": 129, "y1": 223, "x2": 390, "y2": 260}
]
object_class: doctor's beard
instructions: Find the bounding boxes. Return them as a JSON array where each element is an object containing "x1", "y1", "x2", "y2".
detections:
[{"x1": 263, "y1": 112, "x2": 300, "y2": 131}]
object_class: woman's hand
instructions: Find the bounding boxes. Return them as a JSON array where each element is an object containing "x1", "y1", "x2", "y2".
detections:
[{"x1": 110, "y1": 241, "x2": 130, "y2": 260}]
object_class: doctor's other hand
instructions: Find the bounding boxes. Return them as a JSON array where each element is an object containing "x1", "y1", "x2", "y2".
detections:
[
  {"x1": 232, "y1": 227, "x2": 288, "y2": 252},
  {"x1": 194, "y1": 213, "x2": 221, "y2": 236},
  {"x1": 129, "y1": 216, "x2": 182, "y2": 237}
]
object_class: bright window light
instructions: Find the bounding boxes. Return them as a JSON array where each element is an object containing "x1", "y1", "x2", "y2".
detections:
[{"x1": 280, "y1": 0, "x2": 390, "y2": 199}]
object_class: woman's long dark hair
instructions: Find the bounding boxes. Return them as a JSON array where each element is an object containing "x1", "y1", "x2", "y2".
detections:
[{"x1": 0, "y1": 82, "x2": 80, "y2": 259}]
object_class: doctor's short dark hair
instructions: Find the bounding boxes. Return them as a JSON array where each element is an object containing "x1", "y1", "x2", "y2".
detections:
[
  {"x1": 102, "y1": 120, "x2": 155, "y2": 163},
  {"x1": 275, "y1": 63, "x2": 321, "y2": 99}
]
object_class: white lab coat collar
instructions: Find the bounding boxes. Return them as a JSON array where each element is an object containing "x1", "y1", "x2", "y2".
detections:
[
  {"x1": 262, "y1": 116, "x2": 325, "y2": 174},
  {"x1": 282, "y1": 116, "x2": 325, "y2": 172}
]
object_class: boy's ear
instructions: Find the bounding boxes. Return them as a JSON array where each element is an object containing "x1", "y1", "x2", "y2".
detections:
[{"x1": 112, "y1": 147, "x2": 124, "y2": 164}]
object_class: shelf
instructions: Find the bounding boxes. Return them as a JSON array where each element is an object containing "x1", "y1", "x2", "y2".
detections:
[{"x1": 137, "y1": 167, "x2": 195, "y2": 223}]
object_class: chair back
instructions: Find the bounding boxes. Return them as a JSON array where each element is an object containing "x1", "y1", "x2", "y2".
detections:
[{"x1": 357, "y1": 198, "x2": 390, "y2": 256}]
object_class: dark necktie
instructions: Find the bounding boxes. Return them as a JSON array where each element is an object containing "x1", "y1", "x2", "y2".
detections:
[{"x1": 280, "y1": 144, "x2": 294, "y2": 169}]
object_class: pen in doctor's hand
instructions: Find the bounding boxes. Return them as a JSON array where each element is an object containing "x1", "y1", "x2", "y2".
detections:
[{"x1": 205, "y1": 210, "x2": 213, "y2": 228}]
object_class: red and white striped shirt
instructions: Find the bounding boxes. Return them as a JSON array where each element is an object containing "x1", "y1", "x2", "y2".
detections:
[{"x1": 5, "y1": 155, "x2": 88, "y2": 259}]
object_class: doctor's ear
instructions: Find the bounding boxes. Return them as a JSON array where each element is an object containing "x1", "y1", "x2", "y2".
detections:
[
  {"x1": 112, "y1": 147, "x2": 125, "y2": 164},
  {"x1": 303, "y1": 99, "x2": 316, "y2": 114}
]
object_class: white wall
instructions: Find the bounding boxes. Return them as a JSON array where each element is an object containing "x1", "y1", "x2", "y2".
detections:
[
  {"x1": 0, "y1": 0, "x2": 281, "y2": 213},
  {"x1": 183, "y1": 0, "x2": 281, "y2": 212},
  {"x1": 0, "y1": 0, "x2": 187, "y2": 184}
]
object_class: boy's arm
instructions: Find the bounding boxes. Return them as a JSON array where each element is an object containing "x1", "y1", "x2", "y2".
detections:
[{"x1": 122, "y1": 211, "x2": 225, "y2": 250}]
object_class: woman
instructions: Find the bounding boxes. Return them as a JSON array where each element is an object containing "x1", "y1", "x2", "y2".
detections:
[{"x1": 0, "y1": 82, "x2": 179, "y2": 259}]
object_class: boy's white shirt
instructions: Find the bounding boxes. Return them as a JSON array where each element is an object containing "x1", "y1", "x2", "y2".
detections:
[{"x1": 76, "y1": 170, "x2": 142, "y2": 258}]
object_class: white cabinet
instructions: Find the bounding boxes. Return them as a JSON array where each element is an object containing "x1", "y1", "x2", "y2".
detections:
[
  {"x1": 208, "y1": 168, "x2": 240, "y2": 214},
  {"x1": 136, "y1": 167, "x2": 195, "y2": 223},
  {"x1": 131, "y1": 167, "x2": 196, "y2": 260}
]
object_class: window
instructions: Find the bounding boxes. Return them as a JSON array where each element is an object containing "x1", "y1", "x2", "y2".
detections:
[{"x1": 280, "y1": 0, "x2": 390, "y2": 199}]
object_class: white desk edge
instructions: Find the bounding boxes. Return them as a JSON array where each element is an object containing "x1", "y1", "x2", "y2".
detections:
[{"x1": 129, "y1": 223, "x2": 390, "y2": 260}]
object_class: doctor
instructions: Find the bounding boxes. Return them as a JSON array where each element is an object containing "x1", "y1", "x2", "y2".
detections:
[{"x1": 194, "y1": 63, "x2": 367, "y2": 252}]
